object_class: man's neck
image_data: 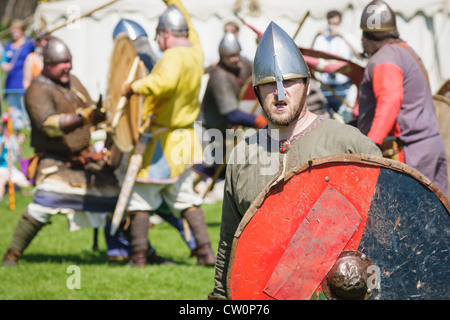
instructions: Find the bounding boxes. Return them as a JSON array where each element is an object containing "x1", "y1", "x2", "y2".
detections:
[
  {"x1": 169, "y1": 37, "x2": 191, "y2": 49},
  {"x1": 268, "y1": 108, "x2": 318, "y2": 141}
]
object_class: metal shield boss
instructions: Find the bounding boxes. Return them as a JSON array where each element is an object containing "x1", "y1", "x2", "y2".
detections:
[
  {"x1": 105, "y1": 33, "x2": 142, "y2": 156},
  {"x1": 227, "y1": 154, "x2": 450, "y2": 300}
]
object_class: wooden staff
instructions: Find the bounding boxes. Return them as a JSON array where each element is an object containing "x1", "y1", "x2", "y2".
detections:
[
  {"x1": 1, "y1": 0, "x2": 120, "y2": 40},
  {"x1": 7, "y1": 108, "x2": 15, "y2": 210},
  {"x1": 39, "y1": 0, "x2": 121, "y2": 38},
  {"x1": 292, "y1": 10, "x2": 310, "y2": 40},
  {"x1": 315, "y1": 77, "x2": 353, "y2": 124}
]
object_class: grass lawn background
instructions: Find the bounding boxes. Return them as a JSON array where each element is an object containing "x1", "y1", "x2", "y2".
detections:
[{"x1": 0, "y1": 191, "x2": 222, "y2": 300}]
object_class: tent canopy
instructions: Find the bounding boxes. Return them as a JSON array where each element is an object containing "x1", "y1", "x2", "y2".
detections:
[{"x1": 35, "y1": 0, "x2": 450, "y2": 98}]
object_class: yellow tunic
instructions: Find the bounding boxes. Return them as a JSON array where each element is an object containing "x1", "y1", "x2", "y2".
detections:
[{"x1": 131, "y1": 0, "x2": 203, "y2": 183}]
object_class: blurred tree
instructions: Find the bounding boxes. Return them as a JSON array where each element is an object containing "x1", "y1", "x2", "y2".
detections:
[{"x1": 0, "y1": 0, "x2": 39, "y2": 29}]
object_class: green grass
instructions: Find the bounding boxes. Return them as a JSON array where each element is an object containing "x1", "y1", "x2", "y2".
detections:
[{"x1": 0, "y1": 190, "x2": 223, "y2": 300}]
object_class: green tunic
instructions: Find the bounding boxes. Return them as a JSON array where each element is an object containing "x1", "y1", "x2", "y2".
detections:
[{"x1": 213, "y1": 116, "x2": 382, "y2": 298}]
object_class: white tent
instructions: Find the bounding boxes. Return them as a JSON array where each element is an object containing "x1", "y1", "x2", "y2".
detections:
[{"x1": 34, "y1": 0, "x2": 450, "y2": 98}]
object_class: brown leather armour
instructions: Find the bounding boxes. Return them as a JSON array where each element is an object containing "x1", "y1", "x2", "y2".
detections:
[
  {"x1": 24, "y1": 74, "x2": 102, "y2": 186},
  {"x1": 25, "y1": 74, "x2": 92, "y2": 155}
]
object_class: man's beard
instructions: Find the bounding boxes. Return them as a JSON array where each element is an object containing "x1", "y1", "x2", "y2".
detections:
[
  {"x1": 261, "y1": 97, "x2": 306, "y2": 127},
  {"x1": 218, "y1": 60, "x2": 240, "y2": 76}
]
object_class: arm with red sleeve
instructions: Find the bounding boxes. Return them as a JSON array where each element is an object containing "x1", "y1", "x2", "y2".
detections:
[{"x1": 367, "y1": 63, "x2": 403, "y2": 146}]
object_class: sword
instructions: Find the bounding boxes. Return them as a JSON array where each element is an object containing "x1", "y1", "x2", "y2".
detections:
[{"x1": 110, "y1": 121, "x2": 169, "y2": 236}]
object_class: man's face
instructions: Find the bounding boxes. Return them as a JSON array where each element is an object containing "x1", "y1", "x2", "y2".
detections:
[
  {"x1": 221, "y1": 54, "x2": 240, "y2": 71},
  {"x1": 156, "y1": 30, "x2": 167, "y2": 51},
  {"x1": 44, "y1": 60, "x2": 72, "y2": 84},
  {"x1": 327, "y1": 15, "x2": 341, "y2": 36},
  {"x1": 327, "y1": 15, "x2": 341, "y2": 28},
  {"x1": 10, "y1": 26, "x2": 23, "y2": 41},
  {"x1": 361, "y1": 34, "x2": 377, "y2": 56},
  {"x1": 257, "y1": 78, "x2": 308, "y2": 126}
]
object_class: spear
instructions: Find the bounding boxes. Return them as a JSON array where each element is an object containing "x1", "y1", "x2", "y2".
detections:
[
  {"x1": 292, "y1": 10, "x2": 310, "y2": 40},
  {"x1": 37, "y1": 0, "x2": 121, "y2": 38}
]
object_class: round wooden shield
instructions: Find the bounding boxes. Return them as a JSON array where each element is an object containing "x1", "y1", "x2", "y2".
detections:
[
  {"x1": 227, "y1": 154, "x2": 449, "y2": 300},
  {"x1": 434, "y1": 94, "x2": 450, "y2": 198},
  {"x1": 436, "y1": 78, "x2": 450, "y2": 97},
  {"x1": 105, "y1": 33, "x2": 141, "y2": 153}
]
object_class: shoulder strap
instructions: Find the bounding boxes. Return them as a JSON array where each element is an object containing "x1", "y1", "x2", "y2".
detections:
[{"x1": 392, "y1": 42, "x2": 430, "y2": 88}]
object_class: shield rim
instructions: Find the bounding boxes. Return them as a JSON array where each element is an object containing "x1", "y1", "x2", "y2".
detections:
[
  {"x1": 106, "y1": 33, "x2": 142, "y2": 153},
  {"x1": 226, "y1": 153, "x2": 450, "y2": 299},
  {"x1": 433, "y1": 93, "x2": 450, "y2": 198}
]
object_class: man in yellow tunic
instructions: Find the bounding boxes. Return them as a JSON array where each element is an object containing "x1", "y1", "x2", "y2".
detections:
[{"x1": 121, "y1": 0, "x2": 215, "y2": 266}]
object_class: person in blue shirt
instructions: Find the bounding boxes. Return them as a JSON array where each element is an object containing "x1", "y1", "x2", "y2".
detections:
[{"x1": 1, "y1": 19, "x2": 34, "y2": 131}]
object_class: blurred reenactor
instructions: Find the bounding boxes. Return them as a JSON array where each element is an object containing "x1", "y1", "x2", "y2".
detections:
[
  {"x1": 2, "y1": 37, "x2": 117, "y2": 266},
  {"x1": 357, "y1": 0, "x2": 448, "y2": 195}
]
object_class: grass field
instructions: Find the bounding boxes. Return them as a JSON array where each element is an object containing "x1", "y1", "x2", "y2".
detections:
[{"x1": 0, "y1": 188, "x2": 223, "y2": 300}]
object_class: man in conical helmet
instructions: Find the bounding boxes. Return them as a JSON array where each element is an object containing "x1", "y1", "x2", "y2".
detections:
[
  {"x1": 121, "y1": 0, "x2": 215, "y2": 267},
  {"x1": 357, "y1": 0, "x2": 448, "y2": 195},
  {"x1": 2, "y1": 37, "x2": 117, "y2": 267},
  {"x1": 210, "y1": 22, "x2": 381, "y2": 299}
]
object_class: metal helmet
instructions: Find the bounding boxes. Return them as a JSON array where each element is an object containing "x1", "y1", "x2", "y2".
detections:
[
  {"x1": 218, "y1": 32, "x2": 241, "y2": 58},
  {"x1": 252, "y1": 21, "x2": 310, "y2": 100},
  {"x1": 43, "y1": 37, "x2": 72, "y2": 65},
  {"x1": 156, "y1": 5, "x2": 188, "y2": 33},
  {"x1": 113, "y1": 18, "x2": 148, "y2": 40},
  {"x1": 360, "y1": 0, "x2": 397, "y2": 32}
]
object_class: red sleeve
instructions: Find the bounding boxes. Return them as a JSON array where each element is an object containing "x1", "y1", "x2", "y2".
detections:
[{"x1": 367, "y1": 63, "x2": 403, "y2": 145}]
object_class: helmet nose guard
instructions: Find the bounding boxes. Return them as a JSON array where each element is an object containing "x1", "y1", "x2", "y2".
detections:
[{"x1": 252, "y1": 21, "x2": 310, "y2": 101}]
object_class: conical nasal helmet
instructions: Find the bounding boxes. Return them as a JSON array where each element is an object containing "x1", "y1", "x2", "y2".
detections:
[
  {"x1": 219, "y1": 32, "x2": 241, "y2": 58},
  {"x1": 360, "y1": 0, "x2": 396, "y2": 32},
  {"x1": 113, "y1": 18, "x2": 148, "y2": 40},
  {"x1": 156, "y1": 5, "x2": 188, "y2": 33},
  {"x1": 43, "y1": 37, "x2": 72, "y2": 65},
  {"x1": 252, "y1": 21, "x2": 310, "y2": 100}
]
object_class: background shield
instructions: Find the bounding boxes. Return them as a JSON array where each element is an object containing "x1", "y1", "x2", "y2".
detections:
[
  {"x1": 227, "y1": 154, "x2": 449, "y2": 300},
  {"x1": 105, "y1": 33, "x2": 142, "y2": 153},
  {"x1": 434, "y1": 81, "x2": 450, "y2": 198}
]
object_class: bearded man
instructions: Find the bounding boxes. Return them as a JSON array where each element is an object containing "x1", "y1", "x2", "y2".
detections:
[
  {"x1": 3, "y1": 37, "x2": 118, "y2": 266},
  {"x1": 210, "y1": 21, "x2": 382, "y2": 299}
]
